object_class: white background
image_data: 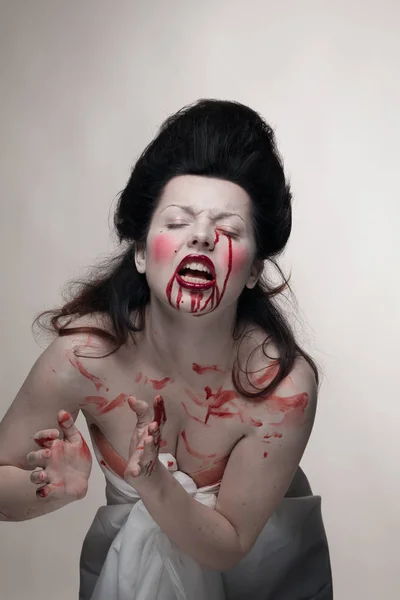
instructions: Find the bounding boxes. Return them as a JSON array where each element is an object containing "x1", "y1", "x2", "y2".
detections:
[{"x1": 0, "y1": 1, "x2": 399, "y2": 598}]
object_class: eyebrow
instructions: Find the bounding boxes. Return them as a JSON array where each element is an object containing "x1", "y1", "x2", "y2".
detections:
[{"x1": 160, "y1": 204, "x2": 245, "y2": 224}]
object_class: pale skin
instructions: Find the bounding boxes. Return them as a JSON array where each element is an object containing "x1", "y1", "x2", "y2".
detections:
[{"x1": 0, "y1": 175, "x2": 317, "y2": 570}]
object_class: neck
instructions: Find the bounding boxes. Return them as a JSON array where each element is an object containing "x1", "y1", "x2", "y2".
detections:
[{"x1": 141, "y1": 297, "x2": 239, "y2": 377}]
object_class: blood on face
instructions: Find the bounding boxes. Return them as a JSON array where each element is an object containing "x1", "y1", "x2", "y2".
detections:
[{"x1": 165, "y1": 229, "x2": 235, "y2": 315}]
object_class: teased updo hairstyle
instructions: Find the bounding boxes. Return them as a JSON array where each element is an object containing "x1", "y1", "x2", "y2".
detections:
[{"x1": 35, "y1": 99, "x2": 319, "y2": 398}]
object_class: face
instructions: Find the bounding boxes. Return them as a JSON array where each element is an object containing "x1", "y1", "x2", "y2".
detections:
[{"x1": 135, "y1": 175, "x2": 261, "y2": 316}]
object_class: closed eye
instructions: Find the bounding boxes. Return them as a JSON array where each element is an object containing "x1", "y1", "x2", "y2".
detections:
[
  {"x1": 166, "y1": 223, "x2": 189, "y2": 229},
  {"x1": 217, "y1": 228, "x2": 240, "y2": 240}
]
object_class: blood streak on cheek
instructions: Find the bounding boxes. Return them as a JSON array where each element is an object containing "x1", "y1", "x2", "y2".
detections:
[{"x1": 152, "y1": 233, "x2": 177, "y2": 262}]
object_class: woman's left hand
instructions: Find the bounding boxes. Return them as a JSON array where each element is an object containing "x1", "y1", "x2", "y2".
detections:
[{"x1": 124, "y1": 395, "x2": 167, "y2": 486}]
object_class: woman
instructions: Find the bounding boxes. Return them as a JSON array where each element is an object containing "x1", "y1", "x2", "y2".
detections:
[{"x1": 0, "y1": 99, "x2": 332, "y2": 599}]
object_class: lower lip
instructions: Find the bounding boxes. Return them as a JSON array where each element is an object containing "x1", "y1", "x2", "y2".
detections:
[{"x1": 176, "y1": 273, "x2": 215, "y2": 290}]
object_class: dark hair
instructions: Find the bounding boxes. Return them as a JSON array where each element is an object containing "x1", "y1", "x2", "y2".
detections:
[{"x1": 34, "y1": 99, "x2": 319, "y2": 397}]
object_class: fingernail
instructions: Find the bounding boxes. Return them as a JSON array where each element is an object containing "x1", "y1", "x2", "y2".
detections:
[{"x1": 59, "y1": 413, "x2": 73, "y2": 427}]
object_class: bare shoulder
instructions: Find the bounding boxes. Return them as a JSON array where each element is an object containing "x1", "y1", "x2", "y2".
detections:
[
  {"x1": 0, "y1": 313, "x2": 116, "y2": 468},
  {"x1": 236, "y1": 323, "x2": 318, "y2": 401}
]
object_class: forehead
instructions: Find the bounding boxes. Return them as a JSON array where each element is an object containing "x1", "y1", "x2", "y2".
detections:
[{"x1": 156, "y1": 175, "x2": 252, "y2": 217}]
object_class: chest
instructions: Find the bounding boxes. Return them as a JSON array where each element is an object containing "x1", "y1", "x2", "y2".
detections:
[{"x1": 79, "y1": 360, "x2": 258, "y2": 484}]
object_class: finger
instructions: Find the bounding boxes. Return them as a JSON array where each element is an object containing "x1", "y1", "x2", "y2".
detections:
[
  {"x1": 33, "y1": 429, "x2": 60, "y2": 448},
  {"x1": 57, "y1": 410, "x2": 82, "y2": 444},
  {"x1": 127, "y1": 396, "x2": 151, "y2": 427},
  {"x1": 27, "y1": 448, "x2": 51, "y2": 469},
  {"x1": 153, "y1": 395, "x2": 167, "y2": 428},
  {"x1": 149, "y1": 422, "x2": 159, "y2": 434},
  {"x1": 36, "y1": 481, "x2": 64, "y2": 500},
  {"x1": 142, "y1": 436, "x2": 156, "y2": 469},
  {"x1": 30, "y1": 468, "x2": 49, "y2": 485}
]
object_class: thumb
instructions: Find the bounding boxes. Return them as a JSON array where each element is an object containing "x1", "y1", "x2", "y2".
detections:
[
  {"x1": 127, "y1": 396, "x2": 151, "y2": 426},
  {"x1": 58, "y1": 410, "x2": 82, "y2": 444}
]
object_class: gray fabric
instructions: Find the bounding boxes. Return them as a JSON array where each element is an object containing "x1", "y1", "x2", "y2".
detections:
[{"x1": 79, "y1": 465, "x2": 332, "y2": 600}]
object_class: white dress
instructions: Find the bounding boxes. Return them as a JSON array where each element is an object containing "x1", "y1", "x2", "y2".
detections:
[{"x1": 79, "y1": 442, "x2": 332, "y2": 600}]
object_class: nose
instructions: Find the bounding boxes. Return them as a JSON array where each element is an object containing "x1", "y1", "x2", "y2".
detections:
[{"x1": 187, "y1": 228, "x2": 215, "y2": 251}]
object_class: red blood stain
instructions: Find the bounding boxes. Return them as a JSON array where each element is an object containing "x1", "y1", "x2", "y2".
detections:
[
  {"x1": 181, "y1": 401, "x2": 209, "y2": 425},
  {"x1": 59, "y1": 412, "x2": 72, "y2": 425},
  {"x1": 180, "y1": 430, "x2": 217, "y2": 459},
  {"x1": 185, "y1": 388, "x2": 205, "y2": 407},
  {"x1": 190, "y1": 455, "x2": 229, "y2": 488},
  {"x1": 167, "y1": 460, "x2": 174, "y2": 468},
  {"x1": 34, "y1": 436, "x2": 55, "y2": 447},
  {"x1": 263, "y1": 452, "x2": 268, "y2": 458},
  {"x1": 214, "y1": 234, "x2": 233, "y2": 307},
  {"x1": 263, "y1": 432, "x2": 282, "y2": 439},
  {"x1": 153, "y1": 395, "x2": 167, "y2": 427},
  {"x1": 192, "y1": 363, "x2": 223, "y2": 375},
  {"x1": 80, "y1": 396, "x2": 108, "y2": 410},
  {"x1": 166, "y1": 230, "x2": 233, "y2": 316},
  {"x1": 99, "y1": 393, "x2": 128, "y2": 415},
  {"x1": 68, "y1": 357, "x2": 106, "y2": 392},
  {"x1": 185, "y1": 387, "x2": 243, "y2": 424},
  {"x1": 81, "y1": 393, "x2": 128, "y2": 415},
  {"x1": 249, "y1": 417, "x2": 263, "y2": 427},
  {"x1": 100, "y1": 460, "x2": 107, "y2": 466},
  {"x1": 135, "y1": 372, "x2": 143, "y2": 383},
  {"x1": 90, "y1": 424, "x2": 127, "y2": 478},
  {"x1": 267, "y1": 392, "x2": 309, "y2": 414},
  {"x1": 37, "y1": 488, "x2": 49, "y2": 498},
  {"x1": 255, "y1": 362, "x2": 280, "y2": 387},
  {"x1": 78, "y1": 432, "x2": 92, "y2": 460},
  {"x1": 150, "y1": 377, "x2": 172, "y2": 390},
  {"x1": 159, "y1": 440, "x2": 167, "y2": 448},
  {"x1": 204, "y1": 386, "x2": 238, "y2": 424},
  {"x1": 176, "y1": 287, "x2": 183, "y2": 308},
  {"x1": 190, "y1": 290, "x2": 203, "y2": 313}
]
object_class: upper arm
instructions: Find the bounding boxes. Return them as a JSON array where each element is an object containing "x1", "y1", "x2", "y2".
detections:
[
  {"x1": 0, "y1": 335, "x2": 85, "y2": 469},
  {"x1": 214, "y1": 358, "x2": 318, "y2": 554}
]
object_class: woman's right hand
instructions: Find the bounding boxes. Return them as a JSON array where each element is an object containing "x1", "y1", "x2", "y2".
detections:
[{"x1": 27, "y1": 410, "x2": 93, "y2": 500}]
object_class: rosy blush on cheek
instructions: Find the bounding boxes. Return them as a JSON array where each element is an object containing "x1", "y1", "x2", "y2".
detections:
[
  {"x1": 229, "y1": 246, "x2": 250, "y2": 273},
  {"x1": 151, "y1": 233, "x2": 177, "y2": 263}
]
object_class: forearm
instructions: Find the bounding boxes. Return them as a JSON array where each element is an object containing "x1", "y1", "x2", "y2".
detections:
[
  {"x1": 134, "y1": 462, "x2": 244, "y2": 570},
  {"x1": 0, "y1": 465, "x2": 75, "y2": 521}
]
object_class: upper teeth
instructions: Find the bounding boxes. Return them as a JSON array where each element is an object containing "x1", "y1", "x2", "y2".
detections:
[{"x1": 182, "y1": 261, "x2": 211, "y2": 275}]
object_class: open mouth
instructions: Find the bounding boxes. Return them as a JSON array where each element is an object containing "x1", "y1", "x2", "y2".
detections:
[{"x1": 175, "y1": 256, "x2": 215, "y2": 289}]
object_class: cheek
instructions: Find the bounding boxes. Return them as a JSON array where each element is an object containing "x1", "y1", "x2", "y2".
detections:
[
  {"x1": 228, "y1": 246, "x2": 251, "y2": 274},
  {"x1": 151, "y1": 233, "x2": 177, "y2": 263}
]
